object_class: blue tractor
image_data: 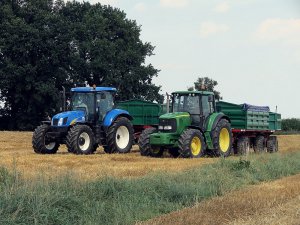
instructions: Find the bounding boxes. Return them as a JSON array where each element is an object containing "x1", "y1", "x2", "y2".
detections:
[{"x1": 32, "y1": 86, "x2": 134, "y2": 154}]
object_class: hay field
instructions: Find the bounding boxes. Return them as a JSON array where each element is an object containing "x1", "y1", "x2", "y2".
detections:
[{"x1": 0, "y1": 132, "x2": 299, "y2": 180}]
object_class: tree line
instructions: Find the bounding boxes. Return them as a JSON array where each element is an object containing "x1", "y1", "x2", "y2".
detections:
[{"x1": 0, "y1": 0, "x2": 161, "y2": 130}]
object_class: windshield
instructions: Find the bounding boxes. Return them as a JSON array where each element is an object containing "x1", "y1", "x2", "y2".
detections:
[
  {"x1": 172, "y1": 94, "x2": 200, "y2": 114},
  {"x1": 71, "y1": 92, "x2": 95, "y2": 117}
]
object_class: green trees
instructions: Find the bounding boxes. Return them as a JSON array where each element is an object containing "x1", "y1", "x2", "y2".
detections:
[
  {"x1": 188, "y1": 77, "x2": 222, "y2": 100},
  {"x1": 0, "y1": 0, "x2": 161, "y2": 130},
  {"x1": 282, "y1": 118, "x2": 300, "y2": 132}
]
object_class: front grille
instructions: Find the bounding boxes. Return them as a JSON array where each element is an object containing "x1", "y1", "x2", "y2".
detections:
[{"x1": 159, "y1": 118, "x2": 177, "y2": 132}]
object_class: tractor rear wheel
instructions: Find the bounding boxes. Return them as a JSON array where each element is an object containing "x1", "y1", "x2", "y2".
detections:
[
  {"x1": 66, "y1": 125, "x2": 95, "y2": 154},
  {"x1": 178, "y1": 129, "x2": 206, "y2": 158},
  {"x1": 138, "y1": 127, "x2": 164, "y2": 157},
  {"x1": 267, "y1": 136, "x2": 278, "y2": 153},
  {"x1": 211, "y1": 119, "x2": 233, "y2": 157},
  {"x1": 237, "y1": 137, "x2": 250, "y2": 155},
  {"x1": 254, "y1": 135, "x2": 265, "y2": 153},
  {"x1": 106, "y1": 117, "x2": 134, "y2": 154},
  {"x1": 32, "y1": 124, "x2": 59, "y2": 154}
]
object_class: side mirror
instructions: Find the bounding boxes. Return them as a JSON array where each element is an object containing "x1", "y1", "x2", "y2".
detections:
[{"x1": 208, "y1": 95, "x2": 214, "y2": 102}]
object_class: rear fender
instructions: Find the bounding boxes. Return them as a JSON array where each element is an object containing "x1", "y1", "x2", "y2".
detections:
[
  {"x1": 204, "y1": 113, "x2": 231, "y2": 149},
  {"x1": 103, "y1": 109, "x2": 133, "y2": 128}
]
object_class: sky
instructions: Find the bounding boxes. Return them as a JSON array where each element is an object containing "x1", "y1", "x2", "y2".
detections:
[{"x1": 70, "y1": 0, "x2": 300, "y2": 118}]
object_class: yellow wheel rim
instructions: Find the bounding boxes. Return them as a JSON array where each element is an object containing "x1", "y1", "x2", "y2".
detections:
[
  {"x1": 191, "y1": 136, "x2": 201, "y2": 156},
  {"x1": 219, "y1": 128, "x2": 230, "y2": 152}
]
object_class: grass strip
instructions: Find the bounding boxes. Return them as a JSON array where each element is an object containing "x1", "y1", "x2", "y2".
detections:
[{"x1": 0, "y1": 152, "x2": 300, "y2": 225}]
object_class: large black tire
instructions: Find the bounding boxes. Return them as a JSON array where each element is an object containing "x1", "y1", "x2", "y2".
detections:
[
  {"x1": 106, "y1": 117, "x2": 134, "y2": 154},
  {"x1": 236, "y1": 136, "x2": 250, "y2": 155},
  {"x1": 254, "y1": 135, "x2": 265, "y2": 153},
  {"x1": 66, "y1": 125, "x2": 95, "y2": 154},
  {"x1": 267, "y1": 136, "x2": 278, "y2": 153},
  {"x1": 138, "y1": 127, "x2": 164, "y2": 157},
  {"x1": 211, "y1": 119, "x2": 233, "y2": 157},
  {"x1": 32, "y1": 124, "x2": 60, "y2": 154},
  {"x1": 178, "y1": 129, "x2": 206, "y2": 158}
]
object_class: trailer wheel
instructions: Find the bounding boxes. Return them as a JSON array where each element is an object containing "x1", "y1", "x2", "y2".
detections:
[
  {"x1": 254, "y1": 135, "x2": 265, "y2": 153},
  {"x1": 178, "y1": 129, "x2": 206, "y2": 158},
  {"x1": 106, "y1": 117, "x2": 134, "y2": 154},
  {"x1": 66, "y1": 125, "x2": 95, "y2": 154},
  {"x1": 32, "y1": 124, "x2": 59, "y2": 154},
  {"x1": 237, "y1": 137, "x2": 250, "y2": 155},
  {"x1": 211, "y1": 119, "x2": 233, "y2": 157},
  {"x1": 138, "y1": 127, "x2": 163, "y2": 157},
  {"x1": 267, "y1": 136, "x2": 278, "y2": 153}
]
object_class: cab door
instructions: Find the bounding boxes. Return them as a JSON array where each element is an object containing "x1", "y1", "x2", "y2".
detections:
[{"x1": 200, "y1": 95, "x2": 215, "y2": 129}]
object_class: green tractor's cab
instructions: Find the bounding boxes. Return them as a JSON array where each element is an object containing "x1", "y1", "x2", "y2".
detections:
[{"x1": 138, "y1": 91, "x2": 232, "y2": 158}]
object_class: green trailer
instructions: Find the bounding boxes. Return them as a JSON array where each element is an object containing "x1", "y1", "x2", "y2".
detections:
[
  {"x1": 116, "y1": 100, "x2": 164, "y2": 140},
  {"x1": 216, "y1": 101, "x2": 281, "y2": 155}
]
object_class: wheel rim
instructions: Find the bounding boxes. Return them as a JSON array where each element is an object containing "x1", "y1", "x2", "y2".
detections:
[
  {"x1": 78, "y1": 132, "x2": 90, "y2": 151},
  {"x1": 191, "y1": 136, "x2": 201, "y2": 156},
  {"x1": 219, "y1": 128, "x2": 230, "y2": 152},
  {"x1": 116, "y1": 126, "x2": 129, "y2": 149},
  {"x1": 45, "y1": 142, "x2": 56, "y2": 150}
]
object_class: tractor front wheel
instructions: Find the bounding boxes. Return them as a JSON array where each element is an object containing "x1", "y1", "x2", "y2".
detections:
[
  {"x1": 66, "y1": 125, "x2": 95, "y2": 154},
  {"x1": 106, "y1": 117, "x2": 134, "y2": 153},
  {"x1": 32, "y1": 124, "x2": 59, "y2": 154},
  {"x1": 211, "y1": 119, "x2": 233, "y2": 157},
  {"x1": 138, "y1": 127, "x2": 164, "y2": 157},
  {"x1": 178, "y1": 129, "x2": 206, "y2": 158},
  {"x1": 267, "y1": 136, "x2": 278, "y2": 153}
]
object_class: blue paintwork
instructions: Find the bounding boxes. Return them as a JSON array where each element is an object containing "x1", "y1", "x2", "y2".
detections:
[
  {"x1": 51, "y1": 110, "x2": 86, "y2": 127},
  {"x1": 103, "y1": 109, "x2": 132, "y2": 127},
  {"x1": 71, "y1": 87, "x2": 116, "y2": 92}
]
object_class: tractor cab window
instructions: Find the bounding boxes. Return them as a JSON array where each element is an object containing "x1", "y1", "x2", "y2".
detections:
[
  {"x1": 173, "y1": 94, "x2": 200, "y2": 115},
  {"x1": 96, "y1": 91, "x2": 114, "y2": 121},
  {"x1": 202, "y1": 95, "x2": 215, "y2": 117},
  {"x1": 71, "y1": 92, "x2": 95, "y2": 120}
]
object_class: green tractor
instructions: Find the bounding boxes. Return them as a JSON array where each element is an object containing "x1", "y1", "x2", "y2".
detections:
[{"x1": 138, "y1": 91, "x2": 233, "y2": 158}]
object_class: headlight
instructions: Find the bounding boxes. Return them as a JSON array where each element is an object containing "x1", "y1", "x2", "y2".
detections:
[
  {"x1": 164, "y1": 125, "x2": 172, "y2": 130},
  {"x1": 159, "y1": 125, "x2": 164, "y2": 130},
  {"x1": 58, "y1": 118, "x2": 64, "y2": 126}
]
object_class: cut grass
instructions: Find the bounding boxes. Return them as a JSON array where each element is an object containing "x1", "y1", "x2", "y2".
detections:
[{"x1": 0, "y1": 152, "x2": 300, "y2": 225}]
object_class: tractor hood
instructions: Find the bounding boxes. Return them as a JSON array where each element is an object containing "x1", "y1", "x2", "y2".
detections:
[
  {"x1": 51, "y1": 111, "x2": 86, "y2": 127},
  {"x1": 159, "y1": 112, "x2": 190, "y2": 120}
]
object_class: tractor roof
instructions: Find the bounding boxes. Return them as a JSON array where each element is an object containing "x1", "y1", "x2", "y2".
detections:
[
  {"x1": 172, "y1": 91, "x2": 214, "y2": 95},
  {"x1": 71, "y1": 87, "x2": 117, "y2": 92}
]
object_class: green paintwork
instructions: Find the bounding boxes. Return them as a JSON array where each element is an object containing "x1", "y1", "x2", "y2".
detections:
[
  {"x1": 116, "y1": 100, "x2": 163, "y2": 126},
  {"x1": 216, "y1": 101, "x2": 281, "y2": 131},
  {"x1": 150, "y1": 133, "x2": 180, "y2": 147},
  {"x1": 149, "y1": 112, "x2": 191, "y2": 147},
  {"x1": 203, "y1": 112, "x2": 225, "y2": 149}
]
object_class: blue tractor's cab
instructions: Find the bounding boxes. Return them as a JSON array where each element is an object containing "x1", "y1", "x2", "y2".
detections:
[{"x1": 32, "y1": 86, "x2": 134, "y2": 154}]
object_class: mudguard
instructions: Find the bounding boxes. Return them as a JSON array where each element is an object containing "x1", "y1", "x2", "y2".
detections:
[
  {"x1": 204, "y1": 112, "x2": 230, "y2": 149},
  {"x1": 103, "y1": 109, "x2": 133, "y2": 127}
]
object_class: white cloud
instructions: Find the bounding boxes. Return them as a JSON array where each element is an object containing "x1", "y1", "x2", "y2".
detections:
[
  {"x1": 199, "y1": 22, "x2": 229, "y2": 38},
  {"x1": 214, "y1": 1, "x2": 230, "y2": 13},
  {"x1": 134, "y1": 2, "x2": 147, "y2": 12},
  {"x1": 255, "y1": 18, "x2": 300, "y2": 46},
  {"x1": 160, "y1": 0, "x2": 189, "y2": 8}
]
